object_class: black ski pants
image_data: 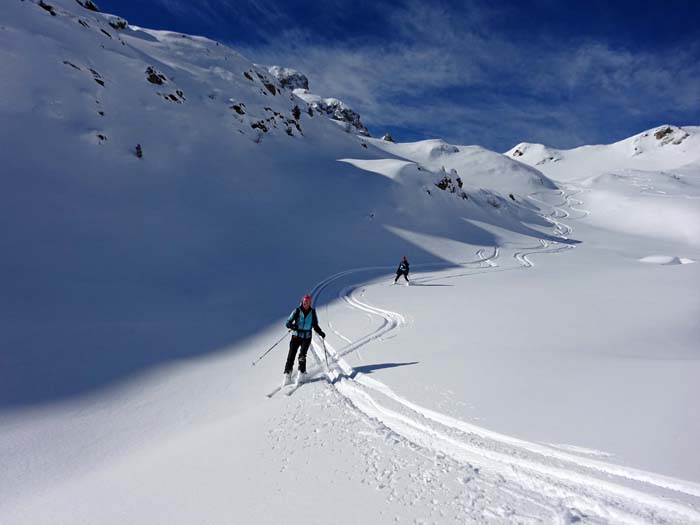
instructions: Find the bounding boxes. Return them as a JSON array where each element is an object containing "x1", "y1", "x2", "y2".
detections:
[
  {"x1": 284, "y1": 335, "x2": 312, "y2": 374},
  {"x1": 394, "y1": 270, "x2": 409, "y2": 283}
]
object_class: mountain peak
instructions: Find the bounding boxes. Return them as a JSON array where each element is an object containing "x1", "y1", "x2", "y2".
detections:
[
  {"x1": 266, "y1": 65, "x2": 309, "y2": 91},
  {"x1": 505, "y1": 125, "x2": 699, "y2": 182},
  {"x1": 267, "y1": 64, "x2": 370, "y2": 136}
]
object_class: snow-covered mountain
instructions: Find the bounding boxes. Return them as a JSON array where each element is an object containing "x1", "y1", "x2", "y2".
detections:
[
  {"x1": 0, "y1": 0, "x2": 558, "y2": 363},
  {"x1": 2, "y1": 2, "x2": 700, "y2": 524},
  {"x1": 505, "y1": 125, "x2": 700, "y2": 246},
  {"x1": 506, "y1": 124, "x2": 700, "y2": 181}
]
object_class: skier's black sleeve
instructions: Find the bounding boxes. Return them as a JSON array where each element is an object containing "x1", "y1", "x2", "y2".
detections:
[
  {"x1": 312, "y1": 308, "x2": 325, "y2": 338},
  {"x1": 285, "y1": 307, "x2": 299, "y2": 329}
]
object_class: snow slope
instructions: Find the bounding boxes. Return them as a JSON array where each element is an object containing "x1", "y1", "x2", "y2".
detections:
[
  {"x1": 369, "y1": 136, "x2": 557, "y2": 196},
  {"x1": 0, "y1": 0, "x2": 550, "y2": 408},
  {"x1": 506, "y1": 125, "x2": 700, "y2": 246},
  {"x1": 1, "y1": 1, "x2": 699, "y2": 524}
]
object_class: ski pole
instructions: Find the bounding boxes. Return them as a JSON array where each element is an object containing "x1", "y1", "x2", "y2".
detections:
[
  {"x1": 251, "y1": 330, "x2": 290, "y2": 366},
  {"x1": 322, "y1": 338, "x2": 329, "y2": 369}
]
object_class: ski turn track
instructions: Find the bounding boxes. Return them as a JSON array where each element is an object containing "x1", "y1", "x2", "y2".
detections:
[{"x1": 290, "y1": 187, "x2": 700, "y2": 523}]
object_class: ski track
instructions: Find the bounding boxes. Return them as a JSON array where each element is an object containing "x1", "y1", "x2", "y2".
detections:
[{"x1": 280, "y1": 187, "x2": 700, "y2": 523}]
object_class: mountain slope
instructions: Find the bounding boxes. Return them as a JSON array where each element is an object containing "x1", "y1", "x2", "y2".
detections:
[
  {"x1": 2, "y1": 2, "x2": 700, "y2": 524},
  {"x1": 0, "y1": 0, "x2": 559, "y2": 408},
  {"x1": 505, "y1": 125, "x2": 700, "y2": 245}
]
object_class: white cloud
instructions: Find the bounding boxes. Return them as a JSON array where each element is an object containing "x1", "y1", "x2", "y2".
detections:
[{"x1": 230, "y1": 1, "x2": 700, "y2": 149}]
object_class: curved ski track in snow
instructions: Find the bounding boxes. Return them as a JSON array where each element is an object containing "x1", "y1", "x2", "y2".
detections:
[{"x1": 298, "y1": 188, "x2": 700, "y2": 523}]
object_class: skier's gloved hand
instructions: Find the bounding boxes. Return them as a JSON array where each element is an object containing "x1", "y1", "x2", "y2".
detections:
[
  {"x1": 286, "y1": 321, "x2": 294, "y2": 330},
  {"x1": 319, "y1": 330, "x2": 326, "y2": 339}
]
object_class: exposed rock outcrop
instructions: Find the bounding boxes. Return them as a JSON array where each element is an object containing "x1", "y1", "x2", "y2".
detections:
[
  {"x1": 76, "y1": 0, "x2": 100, "y2": 12},
  {"x1": 293, "y1": 91, "x2": 369, "y2": 136},
  {"x1": 267, "y1": 66, "x2": 309, "y2": 91},
  {"x1": 268, "y1": 65, "x2": 369, "y2": 136}
]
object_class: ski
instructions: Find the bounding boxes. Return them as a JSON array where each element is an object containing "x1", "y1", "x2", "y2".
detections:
[
  {"x1": 266, "y1": 385, "x2": 283, "y2": 398},
  {"x1": 266, "y1": 384, "x2": 293, "y2": 398},
  {"x1": 284, "y1": 382, "x2": 304, "y2": 396},
  {"x1": 266, "y1": 376, "x2": 306, "y2": 398},
  {"x1": 266, "y1": 381, "x2": 305, "y2": 398}
]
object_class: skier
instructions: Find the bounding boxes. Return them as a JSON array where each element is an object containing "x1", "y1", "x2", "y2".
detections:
[
  {"x1": 394, "y1": 255, "x2": 410, "y2": 284},
  {"x1": 282, "y1": 294, "x2": 326, "y2": 386}
]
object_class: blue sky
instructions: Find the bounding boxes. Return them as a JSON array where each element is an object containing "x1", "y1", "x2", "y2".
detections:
[{"x1": 100, "y1": 0, "x2": 700, "y2": 151}]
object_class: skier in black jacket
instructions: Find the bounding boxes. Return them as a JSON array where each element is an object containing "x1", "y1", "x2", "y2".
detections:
[
  {"x1": 394, "y1": 255, "x2": 410, "y2": 284},
  {"x1": 282, "y1": 294, "x2": 325, "y2": 386}
]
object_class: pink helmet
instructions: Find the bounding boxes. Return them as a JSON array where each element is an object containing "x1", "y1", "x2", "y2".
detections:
[{"x1": 301, "y1": 294, "x2": 312, "y2": 303}]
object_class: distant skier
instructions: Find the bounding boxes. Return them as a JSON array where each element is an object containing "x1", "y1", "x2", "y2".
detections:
[
  {"x1": 282, "y1": 294, "x2": 326, "y2": 386},
  {"x1": 394, "y1": 255, "x2": 410, "y2": 284}
]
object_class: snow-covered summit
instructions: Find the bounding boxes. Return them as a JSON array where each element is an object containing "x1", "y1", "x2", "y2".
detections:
[
  {"x1": 627, "y1": 124, "x2": 691, "y2": 153},
  {"x1": 505, "y1": 125, "x2": 700, "y2": 181}
]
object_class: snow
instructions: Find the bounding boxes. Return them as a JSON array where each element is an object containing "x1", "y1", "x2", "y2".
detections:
[
  {"x1": 367, "y1": 136, "x2": 558, "y2": 196},
  {"x1": 339, "y1": 158, "x2": 420, "y2": 180},
  {"x1": 505, "y1": 124, "x2": 700, "y2": 182},
  {"x1": 507, "y1": 125, "x2": 700, "y2": 246},
  {"x1": 1, "y1": 1, "x2": 700, "y2": 524},
  {"x1": 639, "y1": 255, "x2": 696, "y2": 265}
]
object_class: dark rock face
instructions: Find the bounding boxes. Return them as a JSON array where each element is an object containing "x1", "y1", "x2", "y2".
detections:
[
  {"x1": 251, "y1": 120, "x2": 268, "y2": 132},
  {"x1": 434, "y1": 167, "x2": 468, "y2": 200},
  {"x1": 651, "y1": 125, "x2": 689, "y2": 146},
  {"x1": 654, "y1": 126, "x2": 673, "y2": 140},
  {"x1": 268, "y1": 65, "x2": 368, "y2": 136},
  {"x1": 76, "y1": 0, "x2": 100, "y2": 12},
  {"x1": 39, "y1": 1, "x2": 57, "y2": 16},
  {"x1": 108, "y1": 17, "x2": 128, "y2": 30},
  {"x1": 146, "y1": 67, "x2": 167, "y2": 85},
  {"x1": 309, "y1": 98, "x2": 370, "y2": 136},
  {"x1": 381, "y1": 133, "x2": 394, "y2": 142},
  {"x1": 267, "y1": 66, "x2": 309, "y2": 90},
  {"x1": 262, "y1": 82, "x2": 276, "y2": 96},
  {"x1": 332, "y1": 104, "x2": 368, "y2": 135}
]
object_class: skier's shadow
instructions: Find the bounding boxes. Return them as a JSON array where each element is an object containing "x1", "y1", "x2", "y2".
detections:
[
  {"x1": 352, "y1": 361, "x2": 419, "y2": 375},
  {"x1": 406, "y1": 282, "x2": 452, "y2": 287},
  {"x1": 322, "y1": 361, "x2": 419, "y2": 385},
  {"x1": 300, "y1": 375, "x2": 327, "y2": 386}
]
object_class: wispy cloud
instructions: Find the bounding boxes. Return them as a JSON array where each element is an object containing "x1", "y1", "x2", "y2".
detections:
[
  {"x1": 148, "y1": 0, "x2": 289, "y2": 42},
  {"x1": 227, "y1": 0, "x2": 700, "y2": 150}
]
